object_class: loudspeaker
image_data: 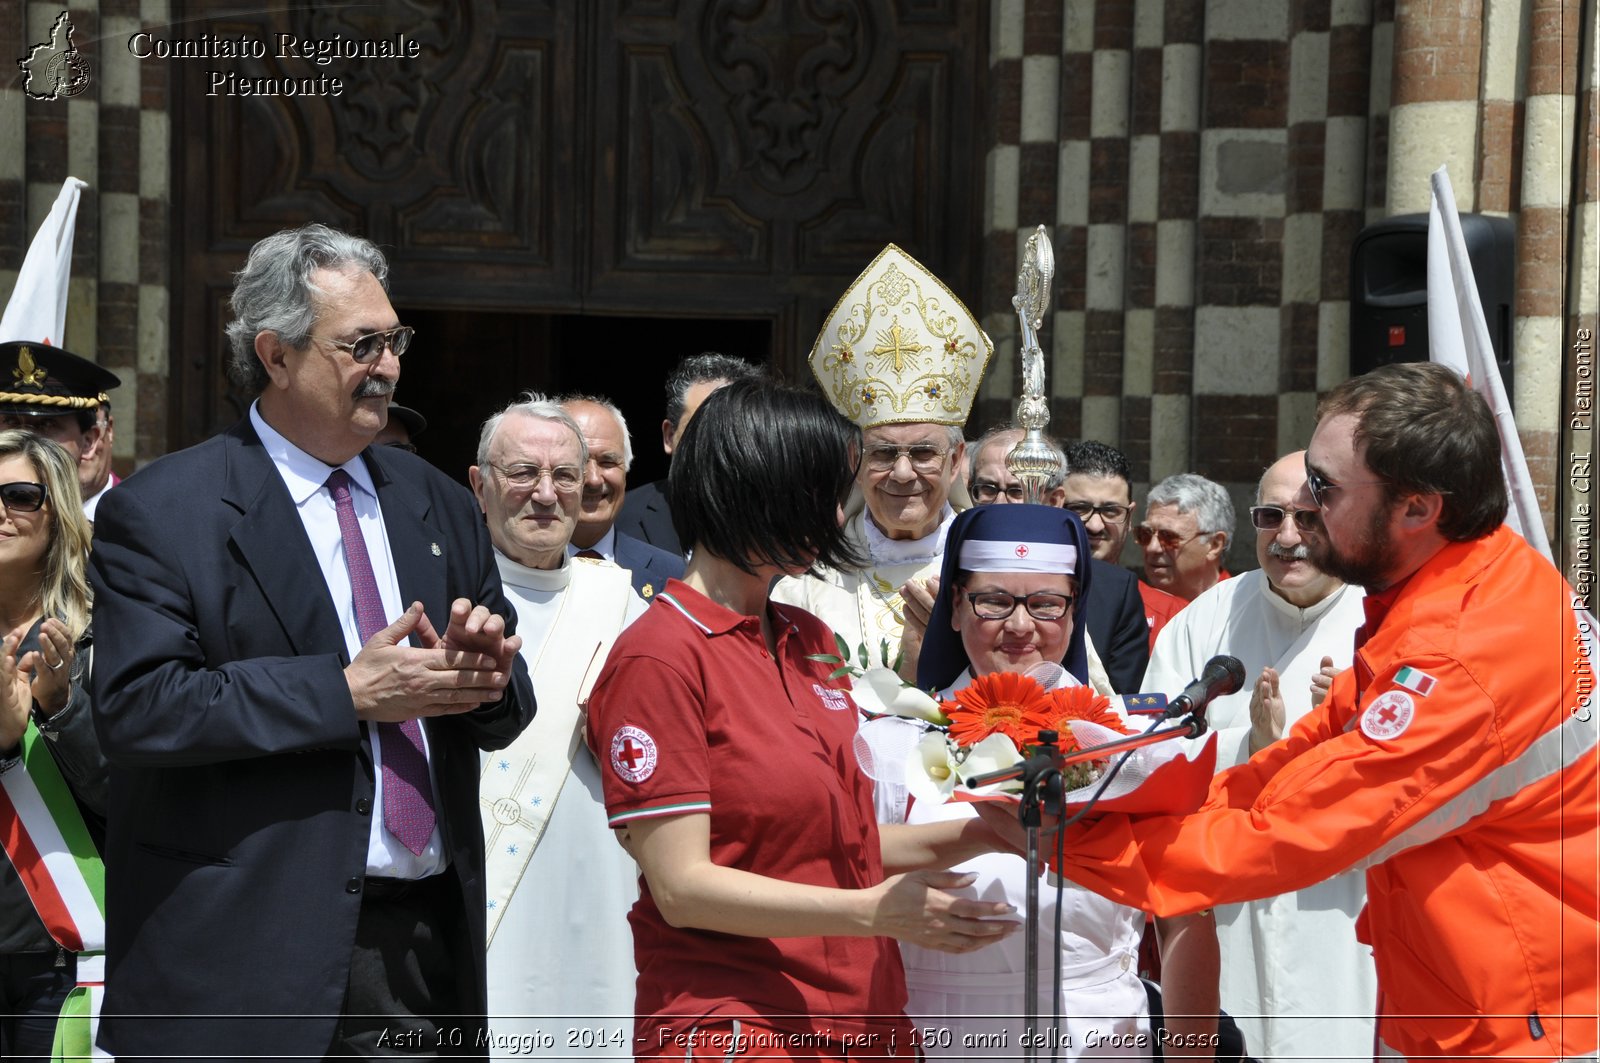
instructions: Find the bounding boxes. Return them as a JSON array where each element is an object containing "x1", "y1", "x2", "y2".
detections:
[{"x1": 1348, "y1": 212, "x2": 1516, "y2": 401}]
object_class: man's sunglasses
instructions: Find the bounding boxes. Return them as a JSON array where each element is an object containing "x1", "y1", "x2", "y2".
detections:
[
  {"x1": 318, "y1": 326, "x2": 415, "y2": 364},
  {"x1": 0, "y1": 481, "x2": 48, "y2": 512},
  {"x1": 1250, "y1": 505, "x2": 1321, "y2": 532}
]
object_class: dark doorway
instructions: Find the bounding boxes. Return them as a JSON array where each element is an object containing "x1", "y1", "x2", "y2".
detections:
[{"x1": 394, "y1": 307, "x2": 773, "y2": 487}]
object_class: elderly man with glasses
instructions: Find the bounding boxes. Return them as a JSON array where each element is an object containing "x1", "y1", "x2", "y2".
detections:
[
  {"x1": 87, "y1": 223, "x2": 534, "y2": 1059},
  {"x1": 773, "y1": 245, "x2": 992, "y2": 676},
  {"x1": 1137, "y1": 472, "x2": 1235, "y2": 602},
  {"x1": 467, "y1": 395, "x2": 645, "y2": 1061},
  {"x1": 1139, "y1": 450, "x2": 1374, "y2": 1062}
]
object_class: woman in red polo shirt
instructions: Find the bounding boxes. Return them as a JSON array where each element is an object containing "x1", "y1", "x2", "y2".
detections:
[{"x1": 588, "y1": 381, "x2": 1019, "y2": 1061}]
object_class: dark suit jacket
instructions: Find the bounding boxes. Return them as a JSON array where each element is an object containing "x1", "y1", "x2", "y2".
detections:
[
  {"x1": 1081, "y1": 558, "x2": 1151, "y2": 694},
  {"x1": 614, "y1": 478, "x2": 682, "y2": 557},
  {"x1": 612, "y1": 530, "x2": 685, "y2": 599},
  {"x1": 87, "y1": 421, "x2": 534, "y2": 1061}
]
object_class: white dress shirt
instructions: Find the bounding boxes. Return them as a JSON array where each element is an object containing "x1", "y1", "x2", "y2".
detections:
[{"x1": 250, "y1": 403, "x2": 447, "y2": 878}]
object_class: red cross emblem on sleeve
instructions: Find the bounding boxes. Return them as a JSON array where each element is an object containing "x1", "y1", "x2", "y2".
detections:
[
  {"x1": 609, "y1": 725, "x2": 659, "y2": 783},
  {"x1": 1015, "y1": 544, "x2": 1029, "y2": 558},
  {"x1": 1360, "y1": 690, "x2": 1415, "y2": 741}
]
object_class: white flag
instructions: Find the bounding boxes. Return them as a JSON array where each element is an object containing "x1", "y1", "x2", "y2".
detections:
[
  {"x1": 0, "y1": 176, "x2": 89, "y2": 348},
  {"x1": 1426, "y1": 165, "x2": 1553, "y2": 560}
]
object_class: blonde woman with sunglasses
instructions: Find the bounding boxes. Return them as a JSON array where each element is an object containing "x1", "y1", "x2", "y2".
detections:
[{"x1": 0, "y1": 429, "x2": 104, "y2": 1061}]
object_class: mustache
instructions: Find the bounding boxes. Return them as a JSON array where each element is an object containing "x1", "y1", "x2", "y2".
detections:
[
  {"x1": 355, "y1": 376, "x2": 396, "y2": 399},
  {"x1": 1269, "y1": 542, "x2": 1310, "y2": 561}
]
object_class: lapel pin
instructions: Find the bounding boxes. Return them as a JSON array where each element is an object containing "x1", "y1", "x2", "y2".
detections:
[
  {"x1": 431, "y1": 542, "x2": 442, "y2": 556},
  {"x1": 642, "y1": 583, "x2": 654, "y2": 598}
]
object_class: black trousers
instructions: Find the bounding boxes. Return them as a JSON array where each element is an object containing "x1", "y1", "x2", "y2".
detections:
[
  {"x1": 326, "y1": 873, "x2": 482, "y2": 1059},
  {"x1": 0, "y1": 948, "x2": 75, "y2": 1063}
]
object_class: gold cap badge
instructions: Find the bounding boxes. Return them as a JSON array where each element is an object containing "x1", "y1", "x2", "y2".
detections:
[{"x1": 809, "y1": 244, "x2": 993, "y2": 429}]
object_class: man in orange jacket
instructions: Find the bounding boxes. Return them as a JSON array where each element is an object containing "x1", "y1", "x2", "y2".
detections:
[{"x1": 1024, "y1": 363, "x2": 1598, "y2": 1060}]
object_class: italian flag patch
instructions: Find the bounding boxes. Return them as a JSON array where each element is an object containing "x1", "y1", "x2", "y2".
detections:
[{"x1": 1393, "y1": 666, "x2": 1437, "y2": 696}]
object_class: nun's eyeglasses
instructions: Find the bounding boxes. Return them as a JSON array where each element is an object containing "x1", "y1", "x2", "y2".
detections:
[{"x1": 965, "y1": 591, "x2": 1074, "y2": 621}]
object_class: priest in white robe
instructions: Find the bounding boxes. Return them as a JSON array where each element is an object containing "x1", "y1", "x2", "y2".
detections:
[
  {"x1": 1143, "y1": 451, "x2": 1377, "y2": 1061},
  {"x1": 469, "y1": 395, "x2": 645, "y2": 1062},
  {"x1": 772, "y1": 245, "x2": 992, "y2": 671}
]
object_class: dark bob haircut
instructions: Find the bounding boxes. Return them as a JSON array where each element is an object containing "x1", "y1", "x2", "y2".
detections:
[
  {"x1": 669, "y1": 378, "x2": 867, "y2": 576},
  {"x1": 1317, "y1": 361, "x2": 1507, "y2": 541}
]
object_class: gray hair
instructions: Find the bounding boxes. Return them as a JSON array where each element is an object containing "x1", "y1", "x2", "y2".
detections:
[
  {"x1": 558, "y1": 393, "x2": 634, "y2": 471},
  {"x1": 1147, "y1": 472, "x2": 1235, "y2": 546},
  {"x1": 968, "y1": 425, "x2": 1065, "y2": 491},
  {"x1": 224, "y1": 224, "x2": 390, "y2": 393},
  {"x1": 476, "y1": 392, "x2": 588, "y2": 468}
]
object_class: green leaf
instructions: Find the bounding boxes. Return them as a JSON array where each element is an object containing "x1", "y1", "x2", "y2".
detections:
[
  {"x1": 892, "y1": 646, "x2": 906, "y2": 673},
  {"x1": 879, "y1": 638, "x2": 892, "y2": 668},
  {"x1": 856, "y1": 641, "x2": 869, "y2": 671},
  {"x1": 834, "y1": 632, "x2": 851, "y2": 661},
  {"x1": 828, "y1": 666, "x2": 854, "y2": 680},
  {"x1": 805, "y1": 653, "x2": 844, "y2": 665}
]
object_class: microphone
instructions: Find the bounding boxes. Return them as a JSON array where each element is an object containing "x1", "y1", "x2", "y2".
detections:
[{"x1": 1164, "y1": 655, "x2": 1247, "y2": 721}]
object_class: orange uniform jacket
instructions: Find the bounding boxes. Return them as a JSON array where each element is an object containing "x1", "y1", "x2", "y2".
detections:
[{"x1": 1057, "y1": 526, "x2": 1599, "y2": 1059}]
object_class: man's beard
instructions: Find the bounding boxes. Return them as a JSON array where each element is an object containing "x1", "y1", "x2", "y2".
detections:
[{"x1": 1306, "y1": 502, "x2": 1394, "y2": 590}]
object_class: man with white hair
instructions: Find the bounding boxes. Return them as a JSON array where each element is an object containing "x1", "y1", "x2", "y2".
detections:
[
  {"x1": 1142, "y1": 450, "x2": 1374, "y2": 1061},
  {"x1": 773, "y1": 245, "x2": 991, "y2": 669},
  {"x1": 1138, "y1": 472, "x2": 1234, "y2": 602},
  {"x1": 558, "y1": 394, "x2": 684, "y2": 601},
  {"x1": 469, "y1": 394, "x2": 644, "y2": 1060}
]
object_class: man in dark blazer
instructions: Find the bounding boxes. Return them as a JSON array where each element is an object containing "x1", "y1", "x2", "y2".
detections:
[
  {"x1": 88, "y1": 224, "x2": 534, "y2": 1060},
  {"x1": 560, "y1": 394, "x2": 683, "y2": 599}
]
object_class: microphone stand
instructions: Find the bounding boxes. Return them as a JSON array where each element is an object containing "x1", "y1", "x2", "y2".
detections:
[{"x1": 966, "y1": 709, "x2": 1211, "y2": 1063}]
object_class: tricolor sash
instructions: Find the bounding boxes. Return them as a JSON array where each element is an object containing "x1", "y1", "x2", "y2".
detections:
[
  {"x1": 0, "y1": 719, "x2": 109, "y2": 1060},
  {"x1": 480, "y1": 562, "x2": 636, "y2": 944}
]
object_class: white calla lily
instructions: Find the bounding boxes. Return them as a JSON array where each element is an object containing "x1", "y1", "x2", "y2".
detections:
[
  {"x1": 906, "y1": 732, "x2": 963, "y2": 804},
  {"x1": 853, "y1": 667, "x2": 949, "y2": 725},
  {"x1": 960, "y1": 734, "x2": 1025, "y2": 795}
]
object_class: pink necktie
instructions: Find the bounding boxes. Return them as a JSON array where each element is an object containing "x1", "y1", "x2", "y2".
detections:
[{"x1": 326, "y1": 469, "x2": 436, "y2": 855}]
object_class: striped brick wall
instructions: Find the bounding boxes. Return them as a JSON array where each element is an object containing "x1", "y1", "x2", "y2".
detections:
[
  {"x1": 984, "y1": 0, "x2": 1596, "y2": 572},
  {"x1": 2, "y1": 0, "x2": 170, "y2": 473}
]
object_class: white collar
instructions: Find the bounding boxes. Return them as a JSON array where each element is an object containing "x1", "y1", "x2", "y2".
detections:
[
  {"x1": 494, "y1": 548, "x2": 571, "y2": 593},
  {"x1": 861, "y1": 504, "x2": 956, "y2": 567},
  {"x1": 249, "y1": 402, "x2": 375, "y2": 505}
]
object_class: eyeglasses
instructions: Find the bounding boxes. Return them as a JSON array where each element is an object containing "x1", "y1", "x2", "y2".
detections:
[
  {"x1": 1250, "y1": 505, "x2": 1321, "y2": 532},
  {"x1": 317, "y1": 325, "x2": 415, "y2": 364},
  {"x1": 1065, "y1": 501, "x2": 1132, "y2": 526},
  {"x1": 965, "y1": 591, "x2": 1075, "y2": 621},
  {"x1": 1305, "y1": 465, "x2": 1388, "y2": 508},
  {"x1": 489, "y1": 462, "x2": 583, "y2": 493},
  {"x1": 971, "y1": 480, "x2": 1027, "y2": 504},
  {"x1": 863, "y1": 443, "x2": 950, "y2": 473},
  {"x1": 0, "y1": 481, "x2": 47, "y2": 512},
  {"x1": 1134, "y1": 525, "x2": 1205, "y2": 552}
]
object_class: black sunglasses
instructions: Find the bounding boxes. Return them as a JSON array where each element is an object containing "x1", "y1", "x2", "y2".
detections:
[
  {"x1": 1250, "y1": 505, "x2": 1321, "y2": 532},
  {"x1": 0, "y1": 480, "x2": 48, "y2": 512}
]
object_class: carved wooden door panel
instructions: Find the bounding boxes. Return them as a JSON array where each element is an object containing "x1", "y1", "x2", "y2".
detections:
[{"x1": 170, "y1": 0, "x2": 985, "y2": 447}]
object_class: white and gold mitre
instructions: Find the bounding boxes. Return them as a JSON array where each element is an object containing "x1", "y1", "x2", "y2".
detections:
[{"x1": 809, "y1": 244, "x2": 993, "y2": 429}]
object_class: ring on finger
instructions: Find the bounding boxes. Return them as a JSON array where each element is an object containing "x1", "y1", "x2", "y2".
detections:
[{"x1": 47, "y1": 659, "x2": 63, "y2": 671}]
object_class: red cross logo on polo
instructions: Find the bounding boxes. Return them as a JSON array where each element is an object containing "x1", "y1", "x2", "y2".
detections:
[
  {"x1": 1014, "y1": 544, "x2": 1029, "y2": 558},
  {"x1": 609, "y1": 725, "x2": 659, "y2": 783},
  {"x1": 1360, "y1": 690, "x2": 1416, "y2": 741}
]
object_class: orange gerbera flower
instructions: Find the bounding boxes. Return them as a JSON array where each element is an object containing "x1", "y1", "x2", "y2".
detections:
[
  {"x1": 1025, "y1": 685, "x2": 1128, "y2": 751},
  {"x1": 941, "y1": 672, "x2": 1054, "y2": 748}
]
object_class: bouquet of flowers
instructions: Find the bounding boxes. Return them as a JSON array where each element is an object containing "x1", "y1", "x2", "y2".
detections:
[{"x1": 825, "y1": 639, "x2": 1217, "y2": 815}]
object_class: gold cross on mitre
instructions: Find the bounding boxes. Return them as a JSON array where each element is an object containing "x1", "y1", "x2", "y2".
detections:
[{"x1": 871, "y1": 318, "x2": 929, "y2": 373}]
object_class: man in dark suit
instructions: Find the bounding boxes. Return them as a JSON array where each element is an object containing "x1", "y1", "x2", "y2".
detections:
[
  {"x1": 88, "y1": 224, "x2": 534, "y2": 1060},
  {"x1": 612, "y1": 352, "x2": 763, "y2": 557},
  {"x1": 967, "y1": 426, "x2": 1150, "y2": 691},
  {"x1": 559, "y1": 394, "x2": 683, "y2": 599}
]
